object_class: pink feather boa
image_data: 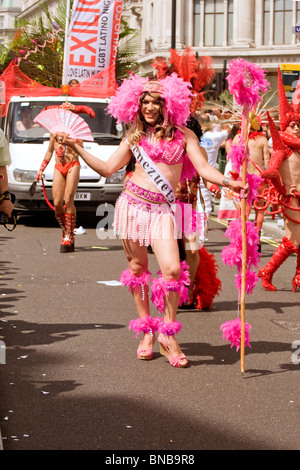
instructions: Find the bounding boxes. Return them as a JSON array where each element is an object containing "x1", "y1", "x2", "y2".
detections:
[
  {"x1": 228, "y1": 138, "x2": 264, "y2": 207},
  {"x1": 219, "y1": 60, "x2": 269, "y2": 353},
  {"x1": 151, "y1": 261, "x2": 190, "y2": 313},
  {"x1": 246, "y1": 173, "x2": 264, "y2": 206},
  {"x1": 222, "y1": 218, "x2": 261, "y2": 296},
  {"x1": 220, "y1": 317, "x2": 252, "y2": 351},
  {"x1": 229, "y1": 138, "x2": 247, "y2": 171}
]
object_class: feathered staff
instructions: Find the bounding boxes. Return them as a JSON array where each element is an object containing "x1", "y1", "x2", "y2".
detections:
[
  {"x1": 221, "y1": 59, "x2": 269, "y2": 372},
  {"x1": 152, "y1": 46, "x2": 215, "y2": 115}
]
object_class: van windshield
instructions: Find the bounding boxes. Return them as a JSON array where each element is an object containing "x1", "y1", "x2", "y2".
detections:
[{"x1": 10, "y1": 101, "x2": 123, "y2": 144}]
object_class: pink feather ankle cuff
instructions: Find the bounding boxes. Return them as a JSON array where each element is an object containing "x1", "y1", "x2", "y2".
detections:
[
  {"x1": 158, "y1": 320, "x2": 182, "y2": 336},
  {"x1": 129, "y1": 316, "x2": 161, "y2": 338}
]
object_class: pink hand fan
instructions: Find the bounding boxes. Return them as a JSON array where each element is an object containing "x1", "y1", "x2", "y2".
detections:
[{"x1": 34, "y1": 108, "x2": 94, "y2": 141}]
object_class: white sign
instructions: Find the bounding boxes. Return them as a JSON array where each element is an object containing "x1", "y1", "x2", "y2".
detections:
[{"x1": 65, "y1": 0, "x2": 123, "y2": 89}]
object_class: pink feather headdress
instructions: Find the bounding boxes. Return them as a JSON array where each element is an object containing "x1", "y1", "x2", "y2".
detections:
[{"x1": 107, "y1": 72, "x2": 192, "y2": 127}]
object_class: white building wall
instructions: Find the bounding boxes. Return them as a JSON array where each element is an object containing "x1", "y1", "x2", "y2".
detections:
[
  {"x1": 0, "y1": 0, "x2": 22, "y2": 45},
  {"x1": 18, "y1": 0, "x2": 57, "y2": 19},
  {"x1": 122, "y1": 0, "x2": 300, "y2": 90}
]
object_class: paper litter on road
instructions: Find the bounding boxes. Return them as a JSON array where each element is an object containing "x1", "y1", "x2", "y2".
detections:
[
  {"x1": 96, "y1": 280, "x2": 122, "y2": 286},
  {"x1": 74, "y1": 226, "x2": 86, "y2": 235}
]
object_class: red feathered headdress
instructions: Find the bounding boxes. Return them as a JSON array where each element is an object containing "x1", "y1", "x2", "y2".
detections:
[
  {"x1": 260, "y1": 112, "x2": 288, "y2": 195},
  {"x1": 152, "y1": 47, "x2": 215, "y2": 115},
  {"x1": 278, "y1": 67, "x2": 300, "y2": 131}
]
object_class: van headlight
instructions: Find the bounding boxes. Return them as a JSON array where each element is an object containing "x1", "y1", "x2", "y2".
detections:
[
  {"x1": 13, "y1": 169, "x2": 37, "y2": 183},
  {"x1": 105, "y1": 169, "x2": 125, "y2": 184}
]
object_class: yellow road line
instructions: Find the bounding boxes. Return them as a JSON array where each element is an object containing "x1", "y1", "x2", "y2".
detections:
[{"x1": 209, "y1": 215, "x2": 280, "y2": 248}]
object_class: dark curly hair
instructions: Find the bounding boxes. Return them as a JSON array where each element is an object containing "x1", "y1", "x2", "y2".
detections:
[{"x1": 186, "y1": 116, "x2": 203, "y2": 142}]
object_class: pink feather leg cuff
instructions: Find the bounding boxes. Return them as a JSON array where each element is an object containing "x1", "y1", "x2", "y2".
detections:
[{"x1": 151, "y1": 261, "x2": 190, "y2": 313}]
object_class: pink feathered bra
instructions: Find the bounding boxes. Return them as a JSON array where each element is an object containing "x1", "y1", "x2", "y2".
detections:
[
  {"x1": 113, "y1": 132, "x2": 204, "y2": 246},
  {"x1": 138, "y1": 130, "x2": 197, "y2": 180}
]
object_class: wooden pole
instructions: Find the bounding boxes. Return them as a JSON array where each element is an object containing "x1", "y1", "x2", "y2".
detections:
[
  {"x1": 171, "y1": 0, "x2": 176, "y2": 49},
  {"x1": 240, "y1": 116, "x2": 249, "y2": 373},
  {"x1": 62, "y1": 0, "x2": 71, "y2": 86}
]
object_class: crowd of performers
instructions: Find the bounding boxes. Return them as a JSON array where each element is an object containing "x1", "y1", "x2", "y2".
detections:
[{"x1": 28, "y1": 49, "x2": 300, "y2": 368}]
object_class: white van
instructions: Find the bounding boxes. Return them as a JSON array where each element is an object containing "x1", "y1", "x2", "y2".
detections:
[{"x1": 1, "y1": 95, "x2": 125, "y2": 213}]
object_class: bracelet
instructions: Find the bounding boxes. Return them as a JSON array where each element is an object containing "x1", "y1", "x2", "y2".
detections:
[
  {"x1": 0, "y1": 191, "x2": 10, "y2": 202},
  {"x1": 222, "y1": 177, "x2": 230, "y2": 187},
  {"x1": 210, "y1": 184, "x2": 220, "y2": 194},
  {"x1": 39, "y1": 158, "x2": 49, "y2": 172}
]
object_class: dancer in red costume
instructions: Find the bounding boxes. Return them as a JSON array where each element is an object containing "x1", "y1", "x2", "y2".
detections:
[
  {"x1": 258, "y1": 68, "x2": 300, "y2": 291},
  {"x1": 54, "y1": 71, "x2": 247, "y2": 368},
  {"x1": 36, "y1": 102, "x2": 94, "y2": 252}
]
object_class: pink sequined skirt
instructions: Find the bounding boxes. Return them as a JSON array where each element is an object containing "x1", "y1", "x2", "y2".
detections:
[{"x1": 113, "y1": 192, "x2": 177, "y2": 246}]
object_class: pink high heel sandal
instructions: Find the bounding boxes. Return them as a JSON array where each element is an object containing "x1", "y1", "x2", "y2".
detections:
[
  {"x1": 158, "y1": 321, "x2": 188, "y2": 368},
  {"x1": 137, "y1": 335, "x2": 156, "y2": 360},
  {"x1": 129, "y1": 316, "x2": 161, "y2": 361}
]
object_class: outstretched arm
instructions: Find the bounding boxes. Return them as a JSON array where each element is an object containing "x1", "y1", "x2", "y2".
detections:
[
  {"x1": 184, "y1": 127, "x2": 247, "y2": 194},
  {"x1": 54, "y1": 133, "x2": 132, "y2": 177}
]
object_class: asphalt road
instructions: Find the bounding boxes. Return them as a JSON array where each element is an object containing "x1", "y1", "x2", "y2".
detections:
[{"x1": 0, "y1": 209, "x2": 299, "y2": 452}]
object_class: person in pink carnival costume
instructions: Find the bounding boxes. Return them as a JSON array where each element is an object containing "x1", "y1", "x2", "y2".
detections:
[
  {"x1": 54, "y1": 72, "x2": 247, "y2": 368},
  {"x1": 151, "y1": 48, "x2": 222, "y2": 310},
  {"x1": 36, "y1": 102, "x2": 95, "y2": 253},
  {"x1": 258, "y1": 67, "x2": 300, "y2": 292}
]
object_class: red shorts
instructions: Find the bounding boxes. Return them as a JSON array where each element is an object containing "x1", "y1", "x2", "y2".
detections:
[{"x1": 55, "y1": 160, "x2": 80, "y2": 178}]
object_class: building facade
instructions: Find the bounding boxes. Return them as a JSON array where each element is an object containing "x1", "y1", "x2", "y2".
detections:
[
  {"x1": 0, "y1": 0, "x2": 21, "y2": 45},
  {"x1": 122, "y1": 0, "x2": 300, "y2": 90},
  {"x1": 2, "y1": 0, "x2": 300, "y2": 92},
  {"x1": 18, "y1": 0, "x2": 57, "y2": 19}
]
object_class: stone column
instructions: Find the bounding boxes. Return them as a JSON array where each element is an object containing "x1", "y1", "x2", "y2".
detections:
[{"x1": 233, "y1": 0, "x2": 255, "y2": 47}]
